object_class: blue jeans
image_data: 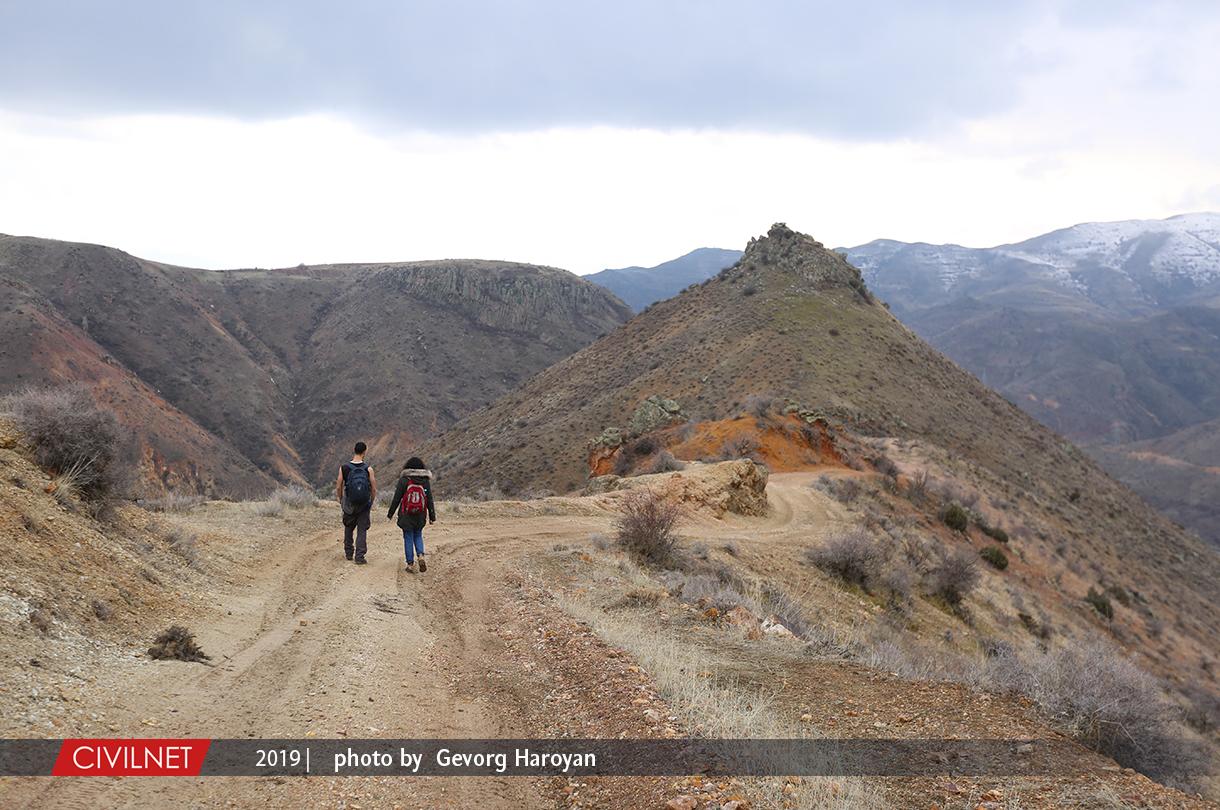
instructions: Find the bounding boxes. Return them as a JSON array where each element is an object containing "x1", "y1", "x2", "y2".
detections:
[{"x1": 402, "y1": 527, "x2": 424, "y2": 564}]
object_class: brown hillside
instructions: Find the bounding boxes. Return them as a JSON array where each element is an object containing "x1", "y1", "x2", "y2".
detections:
[
  {"x1": 426, "y1": 223, "x2": 1220, "y2": 686},
  {"x1": 0, "y1": 235, "x2": 630, "y2": 492}
]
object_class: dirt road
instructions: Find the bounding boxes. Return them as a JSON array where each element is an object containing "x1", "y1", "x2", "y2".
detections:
[
  {"x1": 2, "y1": 505, "x2": 620, "y2": 809},
  {"x1": 1, "y1": 470, "x2": 1211, "y2": 809}
]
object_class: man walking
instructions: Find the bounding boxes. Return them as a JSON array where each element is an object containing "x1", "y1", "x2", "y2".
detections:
[{"x1": 336, "y1": 441, "x2": 377, "y2": 564}]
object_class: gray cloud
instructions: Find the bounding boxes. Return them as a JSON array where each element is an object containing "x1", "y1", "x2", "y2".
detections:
[{"x1": 0, "y1": 1, "x2": 1202, "y2": 137}]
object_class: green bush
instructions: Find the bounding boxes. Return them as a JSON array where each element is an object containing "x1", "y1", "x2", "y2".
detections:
[
  {"x1": 980, "y1": 546, "x2": 1009, "y2": 570},
  {"x1": 979, "y1": 523, "x2": 1009, "y2": 543},
  {"x1": 1085, "y1": 587, "x2": 1114, "y2": 620},
  {"x1": 942, "y1": 503, "x2": 969, "y2": 532}
]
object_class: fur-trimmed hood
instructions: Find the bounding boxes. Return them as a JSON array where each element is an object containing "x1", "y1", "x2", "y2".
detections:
[{"x1": 400, "y1": 468, "x2": 432, "y2": 480}]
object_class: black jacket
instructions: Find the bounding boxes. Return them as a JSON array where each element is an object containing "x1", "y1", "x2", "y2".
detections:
[{"x1": 386, "y1": 468, "x2": 436, "y2": 529}]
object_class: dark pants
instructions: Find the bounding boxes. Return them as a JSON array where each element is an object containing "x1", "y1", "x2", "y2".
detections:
[{"x1": 342, "y1": 507, "x2": 371, "y2": 560}]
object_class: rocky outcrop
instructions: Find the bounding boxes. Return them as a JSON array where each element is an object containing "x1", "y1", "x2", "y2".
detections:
[
  {"x1": 607, "y1": 459, "x2": 768, "y2": 517},
  {"x1": 626, "y1": 396, "x2": 685, "y2": 436}
]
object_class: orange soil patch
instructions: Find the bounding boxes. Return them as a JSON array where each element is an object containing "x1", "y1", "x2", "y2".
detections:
[{"x1": 589, "y1": 413, "x2": 846, "y2": 477}]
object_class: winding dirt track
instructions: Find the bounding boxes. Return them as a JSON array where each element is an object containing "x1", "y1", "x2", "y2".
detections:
[{"x1": 2, "y1": 506, "x2": 621, "y2": 809}]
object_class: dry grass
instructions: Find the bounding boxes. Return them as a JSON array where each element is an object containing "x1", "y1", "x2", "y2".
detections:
[
  {"x1": 144, "y1": 492, "x2": 207, "y2": 513},
  {"x1": 163, "y1": 525, "x2": 200, "y2": 567},
  {"x1": 559, "y1": 594, "x2": 880, "y2": 809}
]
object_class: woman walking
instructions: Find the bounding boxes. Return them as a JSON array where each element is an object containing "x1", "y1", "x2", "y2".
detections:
[{"x1": 386, "y1": 457, "x2": 436, "y2": 572}]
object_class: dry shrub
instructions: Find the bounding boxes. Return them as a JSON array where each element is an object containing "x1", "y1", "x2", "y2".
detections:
[
  {"x1": 904, "y1": 470, "x2": 931, "y2": 504},
  {"x1": 589, "y1": 532, "x2": 612, "y2": 551},
  {"x1": 144, "y1": 492, "x2": 206, "y2": 513},
  {"x1": 91, "y1": 599, "x2": 113, "y2": 621},
  {"x1": 643, "y1": 449, "x2": 686, "y2": 475},
  {"x1": 718, "y1": 435, "x2": 760, "y2": 461},
  {"x1": 814, "y1": 474, "x2": 861, "y2": 504},
  {"x1": 472, "y1": 484, "x2": 506, "y2": 502},
  {"x1": 2, "y1": 385, "x2": 130, "y2": 503},
  {"x1": 29, "y1": 608, "x2": 53, "y2": 634},
  {"x1": 721, "y1": 540, "x2": 740, "y2": 557},
  {"x1": 929, "y1": 547, "x2": 980, "y2": 606},
  {"x1": 805, "y1": 528, "x2": 884, "y2": 589},
  {"x1": 986, "y1": 640, "x2": 1209, "y2": 789},
  {"x1": 934, "y1": 479, "x2": 980, "y2": 509},
  {"x1": 743, "y1": 394, "x2": 776, "y2": 419},
  {"x1": 148, "y1": 625, "x2": 211, "y2": 663},
  {"x1": 266, "y1": 485, "x2": 316, "y2": 509},
  {"x1": 665, "y1": 571, "x2": 759, "y2": 614},
  {"x1": 254, "y1": 499, "x2": 284, "y2": 518},
  {"x1": 615, "y1": 489, "x2": 682, "y2": 567},
  {"x1": 163, "y1": 525, "x2": 200, "y2": 566}
]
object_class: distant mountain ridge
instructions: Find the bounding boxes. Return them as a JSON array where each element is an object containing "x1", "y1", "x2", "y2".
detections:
[
  {"x1": 585, "y1": 247, "x2": 742, "y2": 311},
  {"x1": 0, "y1": 234, "x2": 631, "y2": 494},
  {"x1": 838, "y1": 212, "x2": 1220, "y2": 544},
  {"x1": 844, "y1": 212, "x2": 1220, "y2": 318}
]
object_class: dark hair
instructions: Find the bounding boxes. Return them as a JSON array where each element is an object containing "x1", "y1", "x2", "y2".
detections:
[
  {"x1": 404, "y1": 456, "x2": 425, "y2": 470},
  {"x1": 354, "y1": 441, "x2": 367, "y2": 455}
]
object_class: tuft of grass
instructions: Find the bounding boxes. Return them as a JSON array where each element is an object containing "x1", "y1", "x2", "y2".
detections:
[{"x1": 148, "y1": 625, "x2": 211, "y2": 663}]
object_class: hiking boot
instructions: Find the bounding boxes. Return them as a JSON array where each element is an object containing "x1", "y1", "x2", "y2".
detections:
[
  {"x1": 405, "y1": 562, "x2": 416, "y2": 573},
  {"x1": 354, "y1": 557, "x2": 367, "y2": 565},
  {"x1": 417, "y1": 557, "x2": 426, "y2": 573},
  {"x1": 345, "y1": 552, "x2": 353, "y2": 561}
]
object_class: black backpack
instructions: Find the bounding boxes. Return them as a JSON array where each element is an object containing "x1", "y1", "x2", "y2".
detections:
[{"x1": 343, "y1": 462, "x2": 371, "y2": 508}]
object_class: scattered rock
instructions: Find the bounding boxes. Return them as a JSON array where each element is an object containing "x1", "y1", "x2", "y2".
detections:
[
  {"x1": 666, "y1": 795, "x2": 697, "y2": 810},
  {"x1": 761, "y1": 615, "x2": 795, "y2": 638}
]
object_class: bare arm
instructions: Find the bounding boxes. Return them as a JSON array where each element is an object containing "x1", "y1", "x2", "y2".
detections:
[
  {"x1": 369, "y1": 467, "x2": 377, "y2": 502},
  {"x1": 335, "y1": 467, "x2": 344, "y2": 502}
]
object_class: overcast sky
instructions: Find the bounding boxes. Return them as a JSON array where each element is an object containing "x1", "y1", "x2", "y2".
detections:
[{"x1": 1, "y1": 1, "x2": 1218, "y2": 273}]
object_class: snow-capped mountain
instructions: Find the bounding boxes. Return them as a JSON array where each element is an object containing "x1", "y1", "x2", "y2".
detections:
[{"x1": 842, "y1": 212, "x2": 1220, "y2": 316}]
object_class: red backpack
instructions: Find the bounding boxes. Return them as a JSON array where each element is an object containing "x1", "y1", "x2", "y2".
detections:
[{"x1": 401, "y1": 481, "x2": 427, "y2": 515}]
